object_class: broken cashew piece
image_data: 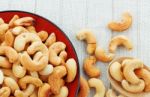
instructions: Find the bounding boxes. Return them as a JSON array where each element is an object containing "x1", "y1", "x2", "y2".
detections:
[
  {"x1": 0, "y1": 87, "x2": 11, "y2": 97},
  {"x1": 88, "y1": 78, "x2": 106, "y2": 97},
  {"x1": 108, "y1": 12, "x2": 132, "y2": 32},
  {"x1": 65, "y1": 58, "x2": 77, "y2": 83},
  {"x1": 95, "y1": 47, "x2": 115, "y2": 62},
  {"x1": 37, "y1": 30, "x2": 48, "y2": 41},
  {"x1": 45, "y1": 33, "x2": 56, "y2": 47},
  {"x1": 14, "y1": 17, "x2": 34, "y2": 26},
  {"x1": 12, "y1": 26, "x2": 28, "y2": 35},
  {"x1": 109, "y1": 62, "x2": 124, "y2": 82},
  {"x1": 121, "y1": 79, "x2": 145, "y2": 93},
  {"x1": 76, "y1": 29, "x2": 96, "y2": 54},
  {"x1": 53, "y1": 86, "x2": 68, "y2": 97},
  {"x1": 83, "y1": 56, "x2": 100, "y2": 77},
  {"x1": 39, "y1": 64, "x2": 54, "y2": 76},
  {"x1": 109, "y1": 35, "x2": 133, "y2": 53},
  {"x1": 9, "y1": 15, "x2": 19, "y2": 27},
  {"x1": 38, "y1": 83, "x2": 51, "y2": 97}
]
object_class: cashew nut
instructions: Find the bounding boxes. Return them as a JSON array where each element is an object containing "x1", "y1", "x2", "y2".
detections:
[
  {"x1": 39, "y1": 64, "x2": 53, "y2": 76},
  {"x1": 109, "y1": 35, "x2": 133, "y2": 53},
  {"x1": 88, "y1": 78, "x2": 106, "y2": 97},
  {"x1": 0, "y1": 23, "x2": 9, "y2": 35},
  {"x1": 121, "y1": 79, "x2": 145, "y2": 93},
  {"x1": 65, "y1": 58, "x2": 77, "y2": 82},
  {"x1": 48, "y1": 66, "x2": 67, "y2": 94},
  {"x1": 37, "y1": 30, "x2": 48, "y2": 41},
  {"x1": 109, "y1": 62, "x2": 124, "y2": 82},
  {"x1": 76, "y1": 29, "x2": 96, "y2": 54},
  {"x1": 38, "y1": 83, "x2": 51, "y2": 97},
  {"x1": 26, "y1": 26, "x2": 36, "y2": 33},
  {"x1": 77, "y1": 76, "x2": 89, "y2": 97},
  {"x1": 53, "y1": 86, "x2": 68, "y2": 97},
  {"x1": 45, "y1": 33, "x2": 56, "y2": 47},
  {"x1": 95, "y1": 47, "x2": 115, "y2": 62},
  {"x1": 0, "y1": 69, "x2": 4, "y2": 84},
  {"x1": 14, "y1": 17, "x2": 34, "y2": 26},
  {"x1": 12, "y1": 26, "x2": 28, "y2": 35},
  {"x1": 123, "y1": 59, "x2": 143, "y2": 84},
  {"x1": 83, "y1": 56, "x2": 100, "y2": 77},
  {"x1": 9, "y1": 15, "x2": 19, "y2": 27},
  {"x1": 0, "y1": 87, "x2": 11, "y2": 97},
  {"x1": 4, "y1": 30, "x2": 15, "y2": 46},
  {"x1": 0, "y1": 56, "x2": 11, "y2": 68},
  {"x1": 108, "y1": 12, "x2": 132, "y2": 32},
  {"x1": 106, "y1": 89, "x2": 125, "y2": 97}
]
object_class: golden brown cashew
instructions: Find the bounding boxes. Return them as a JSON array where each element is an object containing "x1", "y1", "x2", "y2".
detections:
[
  {"x1": 0, "y1": 69, "x2": 4, "y2": 84},
  {"x1": 0, "y1": 56, "x2": 11, "y2": 68},
  {"x1": 9, "y1": 15, "x2": 19, "y2": 27},
  {"x1": 135, "y1": 68, "x2": 150, "y2": 92},
  {"x1": 0, "y1": 23, "x2": 9, "y2": 35},
  {"x1": 95, "y1": 47, "x2": 115, "y2": 62},
  {"x1": 88, "y1": 78, "x2": 106, "y2": 97},
  {"x1": 83, "y1": 56, "x2": 100, "y2": 78},
  {"x1": 53, "y1": 86, "x2": 68, "y2": 97},
  {"x1": 45, "y1": 33, "x2": 56, "y2": 47},
  {"x1": 26, "y1": 26, "x2": 36, "y2": 33},
  {"x1": 0, "y1": 18, "x2": 4, "y2": 24},
  {"x1": 48, "y1": 66, "x2": 67, "y2": 94},
  {"x1": 37, "y1": 30, "x2": 48, "y2": 41},
  {"x1": 65, "y1": 58, "x2": 77, "y2": 82},
  {"x1": 121, "y1": 79, "x2": 145, "y2": 93},
  {"x1": 39, "y1": 64, "x2": 54, "y2": 76},
  {"x1": 123, "y1": 59, "x2": 143, "y2": 84},
  {"x1": 108, "y1": 12, "x2": 132, "y2": 32},
  {"x1": 109, "y1": 35, "x2": 133, "y2": 53},
  {"x1": 4, "y1": 30, "x2": 15, "y2": 46},
  {"x1": 106, "y1": 89, "x2": 125, "y2": 97},
  {"x1": 18, "y1": 75, "x2": 43, "y2": 89},
  {"x1": 38, "y1": 83, "x2": 51, "y2": 97},
  {"x1": 109, "y1": 62, "x2": 124, "y2": 82},
  {"x1": 14, "y1": 32, "x2": 41, "y2": 52},
  {"x1": 12, "y1": 26, "x2": 28, "y2": 35},
  {"x1": 14, "y1": 17, "x2": 34, "y2": 26},
  {"x1": 0, "y1": 87, "x2": 11, "y2": 97},
  {"x1": 77, "y1": 76, "x2": 90, "y2": 97},
  {"x1": 76, "y1": 29, "x2": 96, "y2": 54}
]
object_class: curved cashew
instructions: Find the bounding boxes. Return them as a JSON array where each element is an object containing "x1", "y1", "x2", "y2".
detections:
[
  {"x1": 108, "y1": 12, "x2": 132, "y2": 32},
  {"x1": 38, "y1": 83, "x2": 51, "y2": 97},
  {"x1": 14, "y1": 32, "x2": 41, "y2": 52},
  {"x1": 12, "y1": 26, "x2": 28, "y2": 35},
  {"x1": 109, "y1": 35, "x2": 133, "y2": 53},
  {"x1": 37, "y1": 30, "x2": 48, "y2": 41},
  {"x1": 0, "y1": 18, "x2": 4, "y2": 25},
  {"x1": 0, "y1": 87, "x2": 11, "y2": 97},
  {"x1": 45, "y1": 33, "x2": 56, "y2": 47},
  {"x1": 59, "y1": 50, "x2": 67, "y2": 65},
  {"x1": 4, "y1": 77, "x2": 20, "y2": 93},
  {"x1": 18, "y1": 75, "x2": 43, "y2": 89},
  {"x1": 65, "y1": 58, "x2": 77, "y2": 82},
  {"x1": 76, "y1": 29, "x2": 96, "y2": 54},
  {"x1": 123, "y1": 59, "x2": 143, "y2": 84},
  {"x1": 95, "y1": 47, "x2": 115, "y2": 62},
  {"x1": 77, "y1": 76, "x2": 89, "y2": 97},
  {"x1": 109, "y1": 62, "x2": 124, "y2": 82},
  {"x1": 106, "y1": 89, "x2": 125, "y2": 97},
  {"x1": 48, "y1": 66, "x2": 67, "y2": 94},
  {"x1": 26, "y1": 26, "x2": 36, "y2": 33},
  {"x1": 83, "y1": 56, "x2": 100, "y2": 77},
  {"x1": 14, "y1": 17, "x2": 34, "y2": 26},
  {"x1": 0, "y1": 23, "x2": 9, "y2": 35},
  {"x1": 0, "y1": 56, "x2": 11, "y2": 68},
  {"x1": 121, "y1": 79, "x2": 145, "y2": 93},
  {"x1": 39, "y1": 64, "x2": 54, "y2": 75},
  {"x1": 0, "y1": 46, "x2": 18, "y2": 63},
  {"x1": 53, "y1": 86, "x2": 68, "y2": 97},
  {"x1": 135, "y1": 68, "x2": 150, "y2": 92},
  {"x1": 4, "y1": 30, "x2": 15, "y2": 46},
  {"x1": 0, "y1": 69, "x2": 4, "y2": 84},
  {"x1": 88, "y1": 78, "x2": 106, "y2": 97}
]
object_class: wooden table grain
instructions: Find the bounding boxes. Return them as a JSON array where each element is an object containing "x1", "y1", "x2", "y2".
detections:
[{"x1": 0, "y1": 0, "x2": 149, "y2": 96}]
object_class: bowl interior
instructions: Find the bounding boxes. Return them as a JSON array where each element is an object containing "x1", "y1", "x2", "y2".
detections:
[{"x1": 0, "y1": 11, "x2": 79, "y2": 97}]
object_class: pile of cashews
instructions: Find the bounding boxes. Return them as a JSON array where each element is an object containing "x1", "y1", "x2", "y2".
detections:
[{"x1": 0, "y1": 15, "x2": 77, "y2": 97}]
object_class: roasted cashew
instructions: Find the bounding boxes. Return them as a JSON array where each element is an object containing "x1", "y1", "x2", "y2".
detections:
[
  {"x1": 109, "y1": 62, "x2": 124, "y2": 82},
  {"x1": 53, "y1": 86, "x2": 68, "y2": 97},
  {"x1": 108, "y1": 12, "x2": 132, "y2": 32},
  {"x1": 12, "y1": 26, "x2": 28, "y2": 35},
  {"x1": 59, "y1": 50, "x2": 67, "y2": 65},
  {"x1": 37, "y1": 30, "x2": 48, "y2": 41},
  {"x1": 9, "y1": 15, "x2": 19, "y2": 27},
  {"x1": 109, "y1": 35, "x2": 133, "y2": 53},
  {"x1": 0, "y1": 23, "x2": 9, "y2": 35},
  {"x1": 48, "y1": 66, "x2": 67, "y2": 94},
  {"x1": 0, "y1": 18, "x2": 4, "y2": 25},
  {"x1": 0, "y1": 87, "x2": 11, "y2": 97},
  {"x1": 106, "y1": 89, "x2": 125, "y2": 97},
  {"x1": 45, "y1": 33, "x2": 56, "y2": 47},
  {"x1": 65, "y1": 58, "x2": 77, "y2": 82},
  {"x1": 14, "y1": 17, "x2": 34, "y2": 26},
  {"x1": 88, "y1": 78, "x2": 105, "y2": 97},
  {"x1": 0, "y1": 69, "x2": 4, "y2": 84},
  {"x1": 77, "y1": 76, "x2": 89, "y2": 97},
  {"x1": 121, "y1": 79, "x2": 145, "y2": 93},
  {"x1": 76, "y1": 29, "x2": 96, "y2": 54},
  {"x1": 26, "y1": 26, "x2": 36, "y2": 33},
  {"x1": 95, "y1": 47, "x2": 115, "y2": 62},
  {"x1": 4, "y1": 77, "x2": 19, "y2": 93},
  {"x1": 123, "y1": 59, "x2": 143, "y2": 84},
  {"x1": 38, "y1": 83, "x2": 51, "y2": 97},
  {"x1": 0, "y1": 56, "x2": 11, "y2": 68},
  {"x1": 83, "y1": 56, "x2": 100, "y2": 77},
  {"x1": 14, "y1": 32, "x2": 41, "y2": 52},
  {"x1": 18, "y1": 75, "x2": 43, "y2": 89},
  {"x1": 39, "y1": 64, "x2": 54, "y2": 76},
  {"x1": 4, "y1": 30, "x2": 15, "y2": 46},
  {"x1": 135, "y1": 68, "x2": 150, "y2": 92}
]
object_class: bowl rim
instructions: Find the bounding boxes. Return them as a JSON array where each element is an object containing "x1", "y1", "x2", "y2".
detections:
[{"x1": 0, "y1": 10, "x2": 80, "y2": 97}]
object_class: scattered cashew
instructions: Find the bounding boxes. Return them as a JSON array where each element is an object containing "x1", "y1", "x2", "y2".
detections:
[
  {"x1": 0, "y1": 23, "x2": 9, "y2": 35},
  {"x1": 0, "y1": 69, "x2": 4, "y2": 84},
  {"x1": 88, "y1": 78, "x2": 105, "y2": 97},
  {"x1": 65, "y1": 58, "x2": 77, "y2": 82},
  {"x1": 121, "y1": 79, "x2": 145, "y2": 93},
  {"x1": 123, "y1": 59, "x2": 143, "y2": 84},
  {"x1": 37, "y1": 30, "x2": 48, "y2": 41},
  {"x1": 9, "y1": 15, "x2": 19, "y2": 27},
  {"x1": 39, "y1": 64, "x2": 54, "y2": 75},
  {"x1": 0, "y1": 56, "x2": 11, "y2": 68},
  {"x1": 77, "y1": 76, "x2": 89, "y2": 97},
  {"x1": 0, "y1": 87, "x2": 11, "y2": 97},
  {"x1": 83, "y1": 56, "x2": 100, "y2": 77},
  {"x1": 76, "y1": 29, "x2": 96, "y2": 54},
  {"x1": 108, "y1": 12, "x2": 132, "y2": 32},
  {"x1": 12, "y1": 26, "x2": 28, "y2": 35},
  {"x1": 45, "y1": 33, "x2": 56, "y2": 47},
  {"x1": 4, "y1": 30, "x2": 15, "y2": 46},
  {"x1": 26, "y1": 26, "x2": 36, "y2": 33},
  {"x1": 53, "y1": 86, "x2": 68, "y2": 97},
  {"x1": 109, "y1": 35, "x2": 133, "y2": 53},
  {"x1": 109, "y1": 62, "x2": 124, "y2": 82},
  {"x1": 95, "y1": 47, "x2": 115, "y2": 62},
  {"x1": 38, "y1": 83, "x2": 51, "y2": 97},
  {"x1": 14, "y1": 17, "x2": 34, "y2": 26}
]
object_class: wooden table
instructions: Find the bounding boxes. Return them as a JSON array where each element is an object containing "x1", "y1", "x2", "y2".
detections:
[{"x1": 0, "y1": 0, "x2": 149, "y2": 96}]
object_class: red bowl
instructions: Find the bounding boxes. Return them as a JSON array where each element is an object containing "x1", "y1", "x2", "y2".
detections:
[{"x1": 0, "y1": 10, "x2": 79, "y2": 97}]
